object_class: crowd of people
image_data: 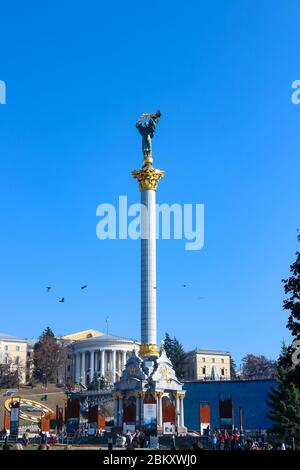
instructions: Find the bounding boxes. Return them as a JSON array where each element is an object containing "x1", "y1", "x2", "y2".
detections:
[
  {"x1": 206, "y1": 427, "x2": 288, "y2": 451},
  {"x1": 115, "y1": 429, "x2": 159, "y2": 449},
  {"x1": 0, "y1": 425, "x2": 290, "y2": 451}
]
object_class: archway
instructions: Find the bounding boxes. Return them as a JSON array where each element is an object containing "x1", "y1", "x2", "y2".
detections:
[
  {"x1": 162, "y1": 395, "x2": 175, "y2": 425},
  {"x1": 123, "y1": 396, "x2": 136, "y2": 424}
]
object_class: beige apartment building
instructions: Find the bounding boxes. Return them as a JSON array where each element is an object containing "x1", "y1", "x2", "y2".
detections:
[
  {"x1": 0, "y1": 332, "x2": 27, "y2": 384},
  {"x1": 183, "y1": 348, "x2": 231, "y2": 381}
]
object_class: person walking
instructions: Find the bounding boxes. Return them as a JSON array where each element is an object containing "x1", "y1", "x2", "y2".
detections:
[{"x1": 211, "y1": 432, "x2": 217, "y2": 450}]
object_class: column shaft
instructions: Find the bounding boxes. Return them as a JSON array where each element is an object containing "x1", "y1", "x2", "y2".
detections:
[
  {"x1": 101, "y1": 350, "x2": 105, "y2": 377},
  {"x1": 81, "y1": 352, "x2": 86, "y2": 385},
  {"x1": 75, "y1": 353, "x2": 80, "y2": 383},
  {"x1": 90, "y1": 350, "x2": 94, "y2": 379},
  {"x1": 180, "y1": 397, "x2": 185, "y2": 428},
  {"x1": 141, "y1": 189, "x2": 157, "y2": 345},
  {"x1": 112, "y1": 350, "x2": 116, "y2": 383},
  {"x1": 122, "y1": 351, "x2": 127, "y2": 370}
]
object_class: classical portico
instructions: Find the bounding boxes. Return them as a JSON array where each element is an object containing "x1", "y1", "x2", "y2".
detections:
[{"x1": 69, "y1": 333, "x2": 138, "y2": 386}]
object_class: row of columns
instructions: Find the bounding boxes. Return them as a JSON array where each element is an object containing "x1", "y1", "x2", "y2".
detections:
[
  {"x1": 113, "y1": 391, "x2": 185, "y2": 430},
  {"x1": 74, "y1": 349, "x2": 130, "y2": 385}
]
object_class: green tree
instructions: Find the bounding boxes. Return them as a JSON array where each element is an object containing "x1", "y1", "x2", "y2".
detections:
[
  {"x1": 267, "y1": 364, "x2": 300, "y2": 449},
  {"x1": 230, "y1": 356, "x2": 237, "y2": 379},
  {"x1": 88, "y1": 371, "x2": 99, "y2": 390},
  {"x1": 34, "y1": 328, "x2": 67, "y2": 383},
  {"x1": 241, "y1": 354, "x2": 277, "y2": 379},
  {"x1": 41, "y1": 326, "x2": 55, "y2": 338},
  {"x1": 162, "y1": 333, "x2": 186, "y2": 379},
  {"x1": 281, "y1": 233, "x2": 300, "y2": 385}
]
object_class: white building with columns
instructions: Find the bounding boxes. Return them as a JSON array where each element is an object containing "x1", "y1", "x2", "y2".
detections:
[{"x1": 63, "y1": 330, "x2": 138, "y2": 386}]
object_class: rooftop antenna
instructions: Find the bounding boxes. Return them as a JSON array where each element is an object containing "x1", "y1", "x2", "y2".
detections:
[{"x1": 105, "y1": 316, "x2": 109, "y2": 335}]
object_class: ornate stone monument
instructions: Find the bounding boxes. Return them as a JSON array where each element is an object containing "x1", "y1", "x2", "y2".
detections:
[{"x1": 114, "y1": 112, "x2": 186, "y2": 434}]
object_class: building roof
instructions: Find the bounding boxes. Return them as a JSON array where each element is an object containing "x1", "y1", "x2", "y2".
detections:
[
  {"x1": 61, "y1": 329, "x2": 103, "y2": 341},
  {"x1": 0, "y1": 332, "x2": 27, "y2": 343},
  {"x1": 70, "y1": 332, "x2": 139, "y2": 351},
  {"x1": 187, "y1": 348, "x2": 231, "y2": 356}
]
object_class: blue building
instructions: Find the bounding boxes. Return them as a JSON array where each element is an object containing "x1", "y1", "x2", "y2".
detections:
[{"x1": 183, "y1": 379, "x2": 277, "y2": 432}]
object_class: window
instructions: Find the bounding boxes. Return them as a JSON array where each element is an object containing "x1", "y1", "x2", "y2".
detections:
[
  {"x1": 221, "y1": 368, "x2": 225, "y2": 376},
  {"x1": 16, "y1": 346, "x2": 20, "y2": 352},
  {"x1": 202, "y1": 357, "x2": 206, "y2": 362},
  {"x1": 4, "y1": 345, "x2": 8, "y2": 351},
  {"x1": 15, "y1": 356, "x2": 20, "y2": 365},
  {"x1": 202, "y1": 367, "x2": 206, "y2": 375},
  {"x1": 212, "y1": 358, "x2": 215, "y2": 363},
  {"x1": 221, "y1": 358, "x2": 224, "y2": 364}
]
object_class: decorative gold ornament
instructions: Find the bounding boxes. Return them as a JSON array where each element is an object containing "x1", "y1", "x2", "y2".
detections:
[
  {"x1": 132, "y1": 166, "x2": 164, "y2": 191},
  {"x1": 139, "y1": 343, "x2": 160, "y2": 357},
  {"x1": 173, "y1": 392, "x2": 185, "y2": 399},
  {"x1": 160, "y1": 365, "x2": 172, "y2": 380},
  {"x1": 128, "y1": 366, "x2": 139, "y2": 376}
]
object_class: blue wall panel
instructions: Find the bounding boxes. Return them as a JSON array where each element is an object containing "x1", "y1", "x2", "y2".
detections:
[{"x1": 183, "y1": 379, "x2": 277, "y2": 431}]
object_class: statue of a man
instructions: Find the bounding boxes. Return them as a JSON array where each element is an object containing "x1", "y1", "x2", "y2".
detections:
[{"x1": 136, "y1": 110, "x2": 161, "y2": 161}]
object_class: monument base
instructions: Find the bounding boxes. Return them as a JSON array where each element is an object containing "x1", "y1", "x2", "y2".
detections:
[{"x1": 114, "y1": 347, "x2": 187, "y2": 435}]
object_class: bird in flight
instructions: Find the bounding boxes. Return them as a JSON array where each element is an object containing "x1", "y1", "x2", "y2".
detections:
[
  {"x1": 46, "y1": 286, "x2": 53, "y2": 292},
  {"x1": 181, "y1": 284, "x2": 190, "y2": 288},
  {"x1": 58, "y1": 297, "x2": 65, "y2": 303},
  {"x1": 81, "y1": 285, "x2": 87, "y2": 290}
]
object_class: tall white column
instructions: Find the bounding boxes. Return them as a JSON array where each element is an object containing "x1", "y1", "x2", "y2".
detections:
[
  {"x1": 180, "y1": 396, "x2": 184, "y2": 428},
  {"x1": 96, "y1": 350, "x2": 100, "y2": 372},
  {"x1": 141, "y1": 189, "x2": 157, "y2": 345},
  {"x1": 158, "y1": 396, "x2": 163, "y2": 427},
  {"x1": 90, "y1": 350, "x2": 94, "y2": 379},
  {"x1": 101, "y1": 350, "x2": 105, "y2": 377},
  {"x1": 112, "y1": 350, "x2": 116, "y2": 383},
  {"x1": 81, "y1": 352, "x2": 86, "y2": 385},
  {"x1": 122, "y1": 351, "x2": 127, "y2": 370},
  {"x1": 75, "y1": 352, "x2": 80, "y2": 383}
]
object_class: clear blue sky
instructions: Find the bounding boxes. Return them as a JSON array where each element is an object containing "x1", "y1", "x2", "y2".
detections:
[{"x1": 0, "y1": 1, "x2": 299, "y2": 365}]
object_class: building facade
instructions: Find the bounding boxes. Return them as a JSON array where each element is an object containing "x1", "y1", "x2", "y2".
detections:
[
  {"x1": 0, "y1": 332, "x2": 27, "y2": 384},
  {"x1": 65, "y1": 330, "x2": 138, "y2": 386},
  {"x1": 183, "y1": 349, "x2": 231, "y2": 381},
  {"x1": 183, "y1": 379, "x2": 276, "y2": 432}
]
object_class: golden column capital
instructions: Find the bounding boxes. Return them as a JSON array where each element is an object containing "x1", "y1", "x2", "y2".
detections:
[
  {"x1": 173, "y1": 392, "x2": 185, "y2": 399},
  {"x1": 139, "y1": 343, "x2": 160, "y2": 358},
  {"x1": 132, "y1": 166, "x2": 164, "y2": 191}
]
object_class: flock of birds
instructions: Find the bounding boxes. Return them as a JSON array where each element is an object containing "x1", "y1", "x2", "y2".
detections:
[
  {"x1": 46, "y1": 283, "x2": 204, "y2": 303},
  {"x1": 46, "y1": 284, "x2": 87, "y2": 303}
]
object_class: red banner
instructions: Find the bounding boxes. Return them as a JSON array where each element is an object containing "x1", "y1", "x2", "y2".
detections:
[
  {"x1": 4, "y1": 411, "x2": 10, "y2": 430},
  {"x1": 88, "y1": 404, "x2": 98, "y2": 424},
  {"x1": 41, "y1": 413, "x2": 50, "y2": 432},
  {"x1": 199, "y1": 401, "x2": 210, "y2": 435}
]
